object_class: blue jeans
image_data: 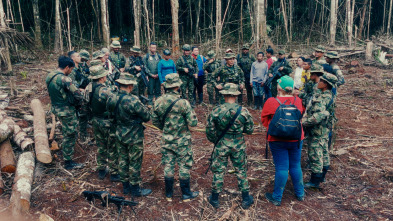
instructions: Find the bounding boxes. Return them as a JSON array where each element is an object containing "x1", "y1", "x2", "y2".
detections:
[
  {"x1": 269, "y1": 141, "x2": 304, "y2": 201},
  {"x1": 252, "y1": 82, "x2": 264, "y2": 97},
  {"x1": 263, "y1": 84, "x2": 272, "y2": 102}
]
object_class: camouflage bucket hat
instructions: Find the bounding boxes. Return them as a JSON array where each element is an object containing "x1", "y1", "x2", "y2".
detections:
[
  {"x1": 278, "y1": 50, "x2": 286, "y2": 55},
  {"x1": 314, "y1": 45, "x2": 326, "y2": 53},
  {"x1": 320, "y1": 73, "x2": 338, "y2": 87},
  {"x1": 219, "y1": 83, "x2": 241, "y2": 95},
  {"x1": 242, "y1": 44, "x2": 250, "y2": 50},
  {"x1": 207, "y1": 50, "x2": 216, "y2": 59},
  {"x1": 325, "y1": 51, "x2": 339, "y2": 59},
  {"x1": 101, "y1": 48, "x2": 109, "y2": 54},
  {"x1": 164, "y1": 73, "x2": 182, "y2": 89},
  {"x1": 182, "y1": 44, "x2": 191, "y2": 51},
  {"x1": 90, "y1": 59, "x2": 103, "y2": 66},
  {"x1": 116, "y1": 73, "x2": 137, "y2": 85},
  {"x1": 88, "y1": 65, "x2": 109, "y2": 80},
  {"x1": 110, "y1": 40, "x2": 122, "y2": 49},
  {"x1": 92, "y1": 50, "x2": 105, "y2": 60},
  {"x1": 79, "y1": 49, "x2": 90, "y2": 61},
  {"x1": 163, "y1": 49, "x2": 171, "y2": 56},
  {"x1": 225, "y1": 48, "x2": 233, "y2": 53},
  {"x1": 130, "y1": 46, "x2": 141, "y2": 53},
  {"x1": 310, "y1": 64, "x2": 325, "y2": 76},
  {"x1": 224, "y1": 52, "x2": 236, "y2": 59}
]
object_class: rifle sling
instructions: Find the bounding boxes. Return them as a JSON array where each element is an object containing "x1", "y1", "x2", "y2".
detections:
[
  {"x1": 47, "y1": 73, "x2": 62, "y2": 87},
  {"x1": 162, "y1": 97, "x2": 182, "y2": 124},
  {"x1": 214, "y1": 105, "x2": 243, "y2": 146}
]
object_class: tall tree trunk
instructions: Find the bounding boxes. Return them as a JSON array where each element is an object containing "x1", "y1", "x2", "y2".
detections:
[
  {"x1": 189, "y1": 0, "x2": 193, "y2": 38},
  {"x1": 216, "y1": 0, "x2": 222, "y2": 55},
  {"x1": 280, "y1": 0, "x2": 290, "y2": 42},
  {"x1": 289, "y1": 0, "x2": 293, "y2": 41},
  {"x1": 330, "y1": 0, "x2": 338, "y2": 45},
  {"x1": 256, "y1": 0, "x2": 267, "y2": 49},
  {"x1": 196, "y1": 0, "x2": 201, "y2": 43},
  {"x1": 367, "y1": 0, "x2": 372, "y2": 39},
  {"x1": 383, "y1": 0, "x2": 387, "y2": 33},
  {"x1": 54, "y1": 0, "x2": 63, "y2": 53},
  {"x1": 239, "y1": 0, "x2": 243, "y2": 44},
  {"x1": 346, "y1": 0, "x2": 354, "y2": 46},
  {"x1": 152, "y1": 0, "x2": 155, "y2": 41},
  {"x1": 143, "y1": 0, "x2": 151, "y2": 44},
  {"x1": 100, "y1": 0, "x2": 110, "y2": 47},
  {"x1": 32, "y1": 0, "x2": 43, "y2": 48},
  {"x1": 388, "y1": 0, "x2": 393, "y2": 34},
  {"x1": 170, "y1": 0, "x2": 180, "y2": 56},
  {"x1": 133, "y1": 0, "x2": 141, "y2": 47}
]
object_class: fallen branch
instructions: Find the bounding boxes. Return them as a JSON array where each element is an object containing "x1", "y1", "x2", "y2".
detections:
[
  {"x1": 31, "y1": 99, "x2": 52, "y2": 164},
  {"x1": 0, "y1": 139, "x2": 16, "y2": 173}
]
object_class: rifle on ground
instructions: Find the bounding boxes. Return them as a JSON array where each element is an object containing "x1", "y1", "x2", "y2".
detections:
[
  {"x1": 83, "y1": 191, "x2": 138, "y2": 219},
  {"x1": 265, "y1": 59, "x2": 286, "y2": 88}
]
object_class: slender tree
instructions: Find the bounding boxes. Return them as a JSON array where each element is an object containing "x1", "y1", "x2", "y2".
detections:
[
  {"x1": 143, "y1": 0, "x2": 151, "y2": 44},
  {"x1": 216, "y1": 0, "x2": 222, "y2": 55},
  {"x1": 256, "y1": 0, "x2": 267, "y2": 49},
  {"x1": 358, "y1": 0, "x2": 369, "y2": 39},
  {"x1": 100, "y1": 0, "x2": 110, "y2": 47},
  {"x1": 170, "y1": 0, "x2": 180, "y2": 56},
  {"x1": 388, "y1": 0, "x2": 393, "y2": 34},
  {"x1": 330, "y1": 0, "x2": 338, "y2": 45},
  {"x1": 0, "y1": 0, "x2": 12, "y2": 72},
  {"x1": 54, "y1": 0, "x2": 63, "y2": 53},
  {"x1": 133, "y1": 0, "x2": 141, "y2": 47},
  {"x1": 32, "y1": 0, "x2": 43, "y2": 48}
]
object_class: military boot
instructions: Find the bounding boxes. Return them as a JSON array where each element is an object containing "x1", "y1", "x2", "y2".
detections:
[
  {"x1": 97, "y1": 168, "x2": 108, "y2": 180},
  {"x1": 208, "y1": 192, "x2": 220, "y2": 208},
  {"x1": 305, "y1": 173, "x2": 323, "y2": 188},
  {"x1": 180, "y1": 179, "x2": 199, "y2": 201},
  {"x1": 253, "y1": 96, "x2": 259, "y2": 110},
  {"x1": 110, "y1": 174, "x2": 121, "y2": 182},
  {"x1": 198, "y1": 93, "x2": 203, "y2": 104},
  {"x1": 164, "y1": 177, "x2": 174, "y2": 201},
  {"x1": 241, "y1": 191, "x2": 254, "y2": 209},
  {"x1": 122, "y1": 182, "x2": 130, "y2": 194},
  {"x1": 130, "y1": 184, "x2": 152, "y2": 197},
  {"x1": 258, "y1": 96, "x2": 264, "y2": 110},
  {"x1": 321, "y1": 166, "x2": 330, "y2": 182},
  {"x1": 64, "y1": 160, "x2": 84, "y2": 170}
]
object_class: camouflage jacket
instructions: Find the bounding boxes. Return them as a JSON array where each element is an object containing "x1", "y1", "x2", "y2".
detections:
[
  {"x1": 302, "y1": 89, "x2": 332, "y2": 137},
  {"x1": 126, "y1": 56, "x2": 144, "y2": 76},
  {"x1": 206, "y1": 103, "x2": 254, "y2": 149},
  {"x1": 109, "y1": 52, "x2": 126, "y2": 69},
  {"x1": 46, "y1": 70, "x2": 83, "y2": 115},
  {"x1": 69, "y1": 63, "x2": 90, "y2": 89},
  {"x1": 268, "y1": 58, "x2": 293, "y2": 80},
  {"x1": 299, "y1": 81, "x2": 317, "y2": 107},
  {"x1": 85, "y1": 82, "x2": 115, "y2": 120},
  {"x1": 236, "y1": 53, "x2": 256, "y2": 76},
  {"x1": 176, "y1": 55, "x2": 199, "y2": 77},
  {"x1": 324, "y1": 63, "x2": 345, "y2": 87},
  {"x1": 151, "y1": 90, "x2": 197, "y2": 148},
  {"x1": 203, "y1": 60, "x2": 221, "y2": 82},
  {"x1": 212, "y1": 64, "x2": 245, "y2": 88},
  {"x1": 313, "y1": 57, "x2": 327, "y2": 65},
  {"x1": 106, "y1": 89, "x2": 150, "y2": 143}
]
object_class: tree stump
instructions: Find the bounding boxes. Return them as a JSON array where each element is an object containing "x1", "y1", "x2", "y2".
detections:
[{"x1": 0, "y1": 139, "x2": 16, "y2": 173}]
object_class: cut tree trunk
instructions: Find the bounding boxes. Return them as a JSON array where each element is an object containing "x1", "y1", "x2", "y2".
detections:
[
  {"x1": 170, "y1": 0, "x2": 180, "y2": 56},
  {"x1": 13, "y1": 124, "x2": 34, "y2": 151},
  {"x1": 0, "y1": 139, "x2": 16, "y2": 173},
  {"x1": 365, "y1": 41, "x2": 373, "y2": 60},
  {"x1": 31, "y1": 99, "x2": 52, "y2": 164},
  {"x1": 0, "y1": 117, "x2": 15, "y2": 144},
  {"x1": 10, "y1": 151, "x2": 35, "y2": 215}
]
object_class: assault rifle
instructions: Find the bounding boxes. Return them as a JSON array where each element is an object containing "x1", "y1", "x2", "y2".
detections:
[
  {"x1": 265, "y1": 59, "x2": 286, "y2": 88},
  {"x1": 108, "y1": 56, "x2": 121, "y2": 81},
  {"x1": 83, "y1": 191, "x2": 138, "y2": 219},
  {"x1": 139, "y1": 65, "x2": 149, "y2": 87},
  {"x1": 182, "y1": 56, "x2": 198, "y2": 86}
]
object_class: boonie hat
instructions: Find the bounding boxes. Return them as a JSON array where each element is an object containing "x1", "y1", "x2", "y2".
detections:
[
  {"x1": 207, "y1": 50, "x2": 216, "y2": 59},
  {"x1": 314, "y1": 45, "x2": 326, "y2": 53},
  {"x1": 310, "y1": 64, "x2": 325, "y2": 76},
  {"x1": 92, "y1": 50, "x2": 105, "y2": 60},
  {"x1": 278, "y1": 50, "x2": 286, "y2": 55},
  {"x1": 116, "y1": 73, "x2": 137, "y2": 85},
  {"x1": 277, "y1": 75, "x2": 294, "y2": 92},
  {"x1": 219, "y1": 83, "x2": 241, "y2": 95},
  {"x1": 79, "y1": 49, "x2": 90, "y2": 61},
  {"x1": 110, "y1": 40, "x2": 122, "y2": 49},
  {"x1": 130, "y1": 46, "x2": 141, "y2": 53},
  {"x1": 101, "y1": 48, "x2": 109, "y2": 54},
  {"x1": 225, "y1": 48, "x2": 233, "y2": 53},
  {"x1": 320, "y1": 73, "x2": 338, "y2": 87},
  {"x1": 164, "y1": 73, "x2": 182, "y2": 89},
  {"x1": 325, "y1": 51, "x2": 339, "y2": 59},
  {"x1": 242, "y1": 44, "x2": 250, "y2": 50},
  {"x1": 90, "y1": 59, "x2": 103, "y2": 66},
  {"x1": 88, "y1": 65, "x2": 109, "y2": 80}
]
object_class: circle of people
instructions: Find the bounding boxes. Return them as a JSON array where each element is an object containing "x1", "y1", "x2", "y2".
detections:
[{"x1": 46, "y1": 40, "x2": 344, "y2": 209}]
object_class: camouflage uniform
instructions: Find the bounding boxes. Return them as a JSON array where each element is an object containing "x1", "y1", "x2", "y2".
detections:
[
  {"x1": 313, "y1": 45, "x2": 327, "y2": 65},
  {"x1": 299, "y1": 64, "x2": 324, "y2": 107},
  {"x1": 203, "y1": 51, "x2": 221, "y2": 104},
  {"x1": 176, "y1": 50, "x2": 199, "y2": 105},
  {"x1": 267, "y1": 52, "x2": 292, "y2": 97},
  {"x1": 109, "y1": 41, "x2": 125, "y2": 82},
  {"x1": 107, "y1": 78, "x2": 150, "y2": 185},
  {"x1": 126, "y1": 54, "x2": 146, "y2": 97},
  {"x1": 46, "y1": 70, "x2": 83, "y2": 161},
  {"x1": 237, "y1": 46, "x2": 256, "y2": 105}
]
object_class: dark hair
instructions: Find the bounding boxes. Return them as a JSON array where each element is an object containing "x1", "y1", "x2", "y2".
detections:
[
  {"x1": 58, "y1": 56, "x2": 75, "y2": 69},
  {"x1": 299, "y1": 56, "x2": 306, "y2": 62},
  {"x1": 192, "y1": 46, "x2": 199, "y2": 51},
  {"x1": 304, "y1": 59, "x2": 312, "y2": 65},
  {"x1": 150, "y1": 42, "x2": 157, "y2": 46},
  {"x1": 266, "y1": 48, "x2": 274, "y2": 55},
  {"x1": 257, "y1": 51, "x2": 265, "y2": 56},
  {"x1": 67, "y1": 51, "x2": 76, "y2": 58}
]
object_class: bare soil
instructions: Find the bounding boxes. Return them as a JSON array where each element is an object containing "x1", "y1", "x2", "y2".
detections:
[{"x1": 0, "y1": 59, "x2": 393, "y2": 221}]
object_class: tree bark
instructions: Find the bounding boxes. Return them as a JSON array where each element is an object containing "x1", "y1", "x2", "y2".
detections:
[
  {"x1": 32, "y1": 0, "x2": 43, "y2": 48},
  {"x1": 0, "y1": 117, "x2": 15, "y2": 144},
  {"x1": 0, "y1": 0, "x2": 12, "y2": 72},
  {"x1": 0, "y1": 139, "x2": 16, "y2": 173},
  {"x1": 256, "y1": 0, "x2": 267, "y2": 49},
  {"x1": 170, "y1": 0, "x2": 180, "y2": 56},
  {"x1": 133, "y1": 0, "x2": 141, "y2": 47},
  {"x1": 143, "y1": 0, "x2": 151, "y2": 44},
  {"x1": 216, "y1": 0, "x2": 222, "y2": 55},
  {"x1": 100, "y1": 0, "x2": 110, "y2": 47},
  {"x1": 54, "y1": 0, "x2": 63, "y2": 54},
  {"x1": 0, "y1": 173, "x2": 4, "y2": 194},
  {"x1": 31, "y1": 99, "x2": 52, "y2": 164},
  {"x1": 12, "y1": 124, "x2": 34, "y2": 151},
  {"x1": 10, "y1": 151, "x2": 35, "y2": 216},
  {"x1": 388, "y1": 0, "x2": 393, "y2": 34},
  {"x1": 330, "y1": 0, "x2": 338, "y2": 45},
  {"x1": 358, "y1": 0, "x2": 369, "y2": 39},
  {"x1": 346, "y1": 0, "x2": 354, "y2": 46},
  {"x1": 280, "y1": 0, "x2": 290, "y2": 42}
]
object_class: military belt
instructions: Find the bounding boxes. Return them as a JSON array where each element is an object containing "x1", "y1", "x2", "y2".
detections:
[{"x1": 117, "y1": 119, "x2": 143, "y2": 127}]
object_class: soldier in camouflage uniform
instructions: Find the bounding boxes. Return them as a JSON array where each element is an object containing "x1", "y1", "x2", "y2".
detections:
[
  {"x1": 46, "y1": 56, "x2": 84, "y2": 170},
  {"x1": 84, "y1": 65, "x2": 120, "y2": 182},
  {"x1": 237, "y1": 44, "x2": 256, "y2": 106},
  {"x1": 106, "y1": 73, "x2": 152, "y2": 197},
  {"x1": 109, "y1": 40, "x2": 126, "y2": 79},
  {"x1": 176, "y1": 44, "x2": 199, "y2": 107},
  {"x1": 206, "y1": 83, "x2": 254, "y2": 209},
  {"x1": 126, "y1": 46, "x2": 147, "y2": 98},
  {"x1": 203, "y1": 50, "x2": 221, "y2": 105},
  {"x1": 313, "y1": 45, "x2": 327, "y2": 65},
  {"x1": 151, "y1": 73, "x2": 199, "y2": 202},
  {"x1": 267, "y1": 50, "x2": 293, "y2": 98},
  {"x1": 299, "y1": 64, "x2": 325, "y2": 107},
  {"x1": 302, "y1": 73, "x2": 337, "y2": 189}
]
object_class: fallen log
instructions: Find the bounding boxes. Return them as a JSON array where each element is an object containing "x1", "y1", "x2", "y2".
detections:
[
  {"x1": 10, "y1": 151, "x2": 35, "y2": 215},
  {"x1": 30, "y1": 99, "x2": 52, "y2": 164},
  {"x1": 0, "y1": 117, "x2": 15, "y2": 143},
  {"x1": 0, "y1": 139, "x2": 16, "y2": 173},
  {"x1": 0, "y1": 173, "x2": 4, "y2": 194},
  {"x1": 13, "y1": 124, "x2": 34, "y2": 151}
]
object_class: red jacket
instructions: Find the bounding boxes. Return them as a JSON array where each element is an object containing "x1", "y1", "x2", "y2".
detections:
[{"x1": 261, "y1": 96, "x2": 305, "y2": 142}]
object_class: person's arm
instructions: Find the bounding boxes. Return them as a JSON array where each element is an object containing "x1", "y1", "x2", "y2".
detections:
[
  {"x1": 62, "y1": 76, "x2": 83, "y2": 101},
  {"x1": 239, "y1": 68, "x2": 245, "y2": 86},
  {"x1": 151, "y1": 103, "x2": 163, "y2": 130},
  {"x1": 158, "y1": 61, "x2": 164, "y2": 83},
  {"x1": 242, "y1": 109, "x2": 254, "y2": 134},
  {"x1": 120, "y1": 54, "x2": 126, "y2": 68},
  {"x1": 262, "y1": 63, "x2": 269, "y2": 83},
  {"x1": 302, "y1": 98, "x2": 330, "y2": 127},
  {"x1": 193, "y1": 59, "x2": 199, "y2": 75},
  {"x1": 205, "y1": 111, "x2": 217, "y2": 143},
  {"x1": 334, "y1": 66, "x2": 345, "y2": 87},
  {"x1": 128, "y1": 97, "x2": 151, "y2": 122},
  {"x1": 171, "y1": 60, "x2": 177, "y2": 73},
  {"x1": 183, "y1": 100, "x2": 198, "y2": 127},
  {"x1": 250, "y1": 63, "x2": 255, "y2": 85},
  {"x1": 176, "y1": 58, "x2": 184, "y2": 72},
  {"x1": 261, "y1": 98, "x2": 274, "y2": 128},
  {"x1": 282, "y1": 61, "x2": 293, "y2": 75},
  {"x1": 142, "y1": 55, "x2": 153, "y2": 77}
]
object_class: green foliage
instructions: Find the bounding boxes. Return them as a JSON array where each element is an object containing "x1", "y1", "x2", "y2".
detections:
[{"x1": 19, "y1": 71, "x2": 28, "y2": 79}]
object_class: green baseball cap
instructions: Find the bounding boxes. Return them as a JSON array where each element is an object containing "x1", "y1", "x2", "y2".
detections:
[
  {"x1": 110, "y1": 40, "x2": 122, "y2": 49},
  {"x1": 325, "y1": 51, "x2": 339, "y2": 59},
  {"x1": 116, "y1": 73, "x2": 137, "y2": 85},
  {"x1": 224, "y1": 53, "x2": 236, "y2": 59},
  {"x1": 182, "y1": 44, "x2": 191, "y2": 51},
  {"x1": 277, "y1": 75, "x2": 294, "y2": 92},
  {"x1": 207, "y1": 50, "x2": 216, "y2": 59},
  {"x1": 79, "y1": 49, "x2": 90, "y2": 61},
  {"x1": 88, "y1": 65, "x2": 109, "y2": 80},
  {"x1": 314, "y1": 45, "x2": 326, "y2": 53},
  {"x1": 164, "y1": 73, "x2": 182, "y2": 89},
  {"x1": 219, "y1": 83, "x2": 241, "y2": 96},
  {"x1": 320, "y1": 73, "x2": 338, "y2": 87}
]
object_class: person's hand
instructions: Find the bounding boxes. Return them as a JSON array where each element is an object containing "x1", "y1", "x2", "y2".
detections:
[
  {"x1": 261, "y1": 82, "x2": 264, "y2": 86},
  {"x1": 120, "y1": 68, "x2": 125, "y2": 72},
  {"x1": 216, "y1": 85, "x2": 223, "y2": 90},
  {"x1": 184, "y1": 68, "x2": 189, "y2": 73},
  {"x1": 250, "y1": 83, "x2": 253, "y2": 87},
  {"x1": 194, "y1": 74, "x2": 198, "y2": 79},
  {"x1": 153, "y1": 74, "x2": 158, "y2": 79},
  {"x1": 208, "y1": 59, "x2": 214, "y2": 64},
  {"x1": 135, "y1": 66, "x2": 141, "y2": 71},
  {"x1": 278, "y1": 67, "x2": 284, "y2": 71},
  {"x1": 269, "y1": 73, "x2": 273, "y2": 78},
  {"x1": 204, "y1": 70, "x2": 208, "y2": 74},
  {"x1": 239, "y1": 84, "x2": 244, "y2": 90}
]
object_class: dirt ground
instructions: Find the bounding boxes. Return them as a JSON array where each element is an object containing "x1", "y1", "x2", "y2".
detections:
[{"x1": 0, "y1": 58, "x2": 393, "y2": 221}]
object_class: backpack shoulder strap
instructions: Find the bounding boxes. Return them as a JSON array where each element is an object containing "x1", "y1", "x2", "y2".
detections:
[
  {"x1": 274, "y1": 97, "x2": 282, "y2": 105},
  {"x1": 215, "y1": 105, "x2": 242, "y2": 146},
  {"x1": 162, "y1": 97, "x2": 182, "y2": 123},
  {"x1": 89, "y1": 84, "x2": 104, "y2": 106},
  {"x1": 47, "y1": 73, "x2": 62, "y2": 87}
]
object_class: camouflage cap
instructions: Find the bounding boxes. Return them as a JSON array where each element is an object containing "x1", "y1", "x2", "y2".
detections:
[
  {"x1": 320, "y1": 73, "x2": 338, "y2": 87},
  {"x1": 130, "y1": 46, "x2": 141, "y2": 53},
  {"x1": 310, "y1": 64, "x2": 325, "y2": 76},
  {"x1": 92, "y1": 50, "x2": 105, "y2": 59},
  {"x1": 79, "y1": 49, "x2": 90, "y2": 61},
  {"x1": 207, "y1": 50, "x2": 216, "y2": 59},
  {"x1": 182, "y1": 44, "x2": 191, "y2": 51},
  {"x1": 116, "y1": 73, "x2": 137, "y2": 85},
  {"x1": 220, "y1": 83, "x2": 241, "y2": 96},
  {"x1": 278, "y1": 50, "x2": 286, "y2": 55},
  {"x1": 88, "y1": 65, "x2": 108, "y2": 80},
  {"x1": 163, "y1": 73, "x2": 182, "y2": 89},
  {"x1": 314, "y1": 45, "x2": 326, "y2": 53},
  {"x1": 101, "y1": 48, "x2": 109, "y2": 54},
  {"x1": 325, "y1": 51, "x2": 339, "y2": 59},
  {"x1": 224, "y1": 52, "x2": 236, "y2": 59},
  {"x1": 242, "y1": 44, "x2": 250, "y2": 50},
  {"x1": 163, "y1": 49, "x2": 171, "y2": 56},
  {"x1": 225, "y1": 48, "x2": 233, "y2": 53},
  {"x1": 110, "y1": 40, "x2": 122, "y2": 49},
  {"x1": 90, "y1": 59, "x2": 103, "y2": 66}
]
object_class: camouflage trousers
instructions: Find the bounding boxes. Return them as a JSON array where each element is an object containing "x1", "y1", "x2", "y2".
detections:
[
  {"x1": 238, "y1": 77, "x2": 253, "y2": 105},
  {"x1": 308, "y1": 135, "x2": 330, "y2": 174},
  {"x1": 53, "y1": 106, "x2": 78, "y2": 161},
  {"x1": 161, "y1": 145, "x2": 193, "y2": 180},
  {"x1": 77, "y1": 103, "x2": 89, "y2": 137},
  {"x1": 207, "y1": 82, "x2": 219, "y2": 104},
  {"x1": 92, "y1": 118, "x2": 118, "y2": 174},
  {"x1": 116, "y1": 139, "x2": 144, "y2": 185},
  {"x1": 211, "y1": 139, "x2": 249, "y2": 193},
  {"x1": 180, "y1": 75, "x2": 195, "y2": 104}
]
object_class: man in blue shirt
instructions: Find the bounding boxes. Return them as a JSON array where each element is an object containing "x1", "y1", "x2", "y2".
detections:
[
  {"x1": 191, "y1": 46, "x2": 207, "y2": 104},
  {"x1": 158, "y1": 49, "x2": 176, "y2": 84}
]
